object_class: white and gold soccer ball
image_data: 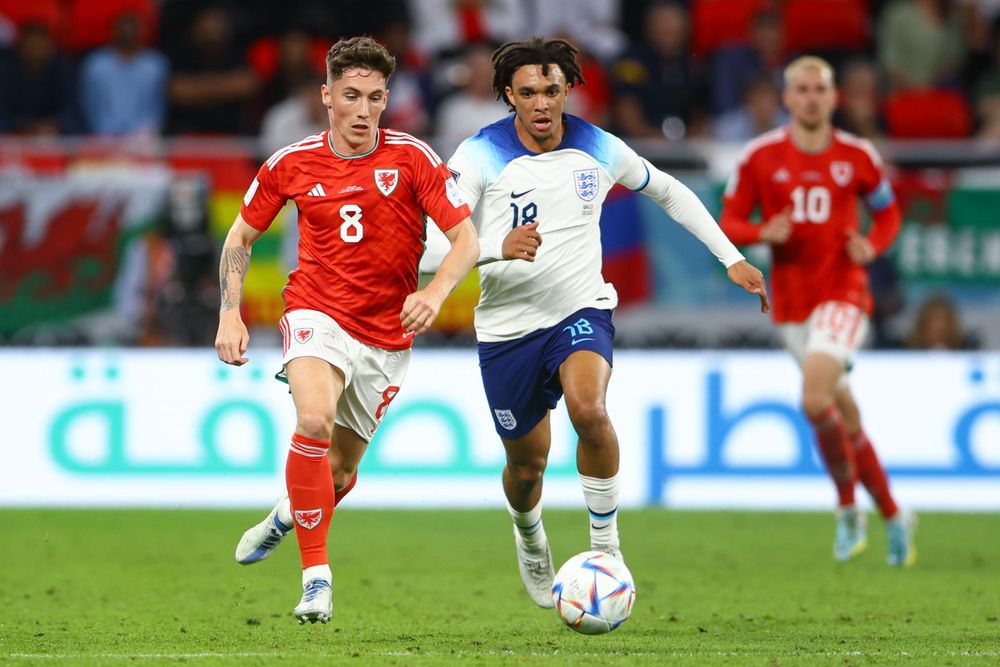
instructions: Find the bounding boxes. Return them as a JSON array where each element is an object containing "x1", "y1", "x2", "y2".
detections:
[{"x1": 550, "y1": 551, "x2": 636, "y2": 634}]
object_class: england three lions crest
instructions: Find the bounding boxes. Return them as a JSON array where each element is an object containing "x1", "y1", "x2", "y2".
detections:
[
  {"x1": 574, "y1": 168, "x2": 599, "y2": 202},
  {"x1": 830, "y1": 161, "x2": 853, "y2": 187},
  {"x1": 374, "y1": 168, "x2": 399, "y2": 196},
  {"x1": 494, "y1": 409, "x2": 517, "y2": 431}
]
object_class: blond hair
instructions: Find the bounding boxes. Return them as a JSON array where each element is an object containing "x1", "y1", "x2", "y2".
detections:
[{"x1": 783, "y1": 56, "x2": 835, "y2": 88}]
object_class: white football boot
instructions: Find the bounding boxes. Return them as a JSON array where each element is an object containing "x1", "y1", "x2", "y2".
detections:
[
  {"x1": 886, "y1": 510, "x2": 917, "y2": 567},
  {"x1": 235, "y1": 497, "x2": 292, "y2": 565},
  {"x1": 513, "y1": 526, "x2": 555, "y2": 608},
  {"x1": 833, "y1": 506, "x2": 868, "y2": 562},
  {"x1": 294, "y1": 578, "x2": 333, "y2": 624}
]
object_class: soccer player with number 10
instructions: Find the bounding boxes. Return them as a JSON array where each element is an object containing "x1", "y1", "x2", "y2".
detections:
[{"x1": 720, "y1": 56, "x2": 914, "y2": 566}]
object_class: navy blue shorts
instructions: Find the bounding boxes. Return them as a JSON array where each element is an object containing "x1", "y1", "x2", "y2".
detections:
[{"x1": 478, "y1": 308, "x2": 615, "y2": 440}]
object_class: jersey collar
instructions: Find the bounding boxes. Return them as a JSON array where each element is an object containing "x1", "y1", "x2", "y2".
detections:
[
  {"x1": 327, "y1": 128, "x2": 381, "y2": 160},
  {"x1": 503, "y1": 114, "x2": 577, "y2": 158}
]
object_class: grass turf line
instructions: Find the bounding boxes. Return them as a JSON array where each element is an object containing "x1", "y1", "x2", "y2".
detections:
[{"x1": 2, "y1": 509, "x2": 998, "y2": 665}]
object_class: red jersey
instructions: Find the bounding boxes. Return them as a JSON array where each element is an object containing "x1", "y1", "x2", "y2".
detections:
[
  {"x1": 720, "y1": 127, "x2": 901, "y2": 323},
  {"x1": 240, "y1": 129, "x2": 471, "y2": 349}
]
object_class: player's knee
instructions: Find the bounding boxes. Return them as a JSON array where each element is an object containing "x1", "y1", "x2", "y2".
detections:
[
  {"x1": 840, "y1": 408, "x2": 861, "y2": 434},
  {"x1": 801, "y1": 390, "x2": 834, "y2": 419},
  {"x1": 296, "y1": 410, "x2": 335, "y2": 440},
  {"x1": 566, "y1": 398, "x2": 610, "y2": 436},
  {"x1": 836, "y1": 397, "x2": 861, "y2": 431},
  {"x1": 509, "y1": 459, "x2": 546, "y2": 484}
]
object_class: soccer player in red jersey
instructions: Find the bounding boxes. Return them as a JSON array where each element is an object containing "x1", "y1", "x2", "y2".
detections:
[
  {"x1": 720, "y1": 56, "x2": 915, "y2": 567},
  {"x1": 215, "y1": 37, "x2": 482, "y2": 623}
]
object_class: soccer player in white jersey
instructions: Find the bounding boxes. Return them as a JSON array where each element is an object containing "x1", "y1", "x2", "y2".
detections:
[{"x1": 445, "y1": 38, "x2": 771, "y2": 608}]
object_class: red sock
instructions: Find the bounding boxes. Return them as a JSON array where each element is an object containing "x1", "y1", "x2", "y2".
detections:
[
  {"x1": 807, "y1": 405, "x2": 857, "y2": 507},
  {"x1": 851, "y1": 429, "x2": 899, "y2": 519},
  {"x1": 286, "y1": 433, "x2": 334, "y2": 569},
  {"x1": 335, "y1": 472, "x2": 358, "y2": 505}
]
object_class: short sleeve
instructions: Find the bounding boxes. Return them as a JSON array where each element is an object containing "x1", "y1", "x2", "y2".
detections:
[
  {"x1": 446, "y1": 141, "x2": 486, "y2": 212},
  {"x1": 239, "y1": 160, "x2": 289, "y2": 231},
  {"x1": 413, "y1": 149, "x2": 472, "y2": 233}
]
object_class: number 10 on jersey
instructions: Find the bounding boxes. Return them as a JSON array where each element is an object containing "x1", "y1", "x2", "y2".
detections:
[{"x1": 790, "y1": 186, "x2": 830, "y2": 224}]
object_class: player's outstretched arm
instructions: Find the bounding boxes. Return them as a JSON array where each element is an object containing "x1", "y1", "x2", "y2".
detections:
[
  {"x1": 640, "y1": 163, "x2": 745, "y2": 265},
  {"x1": 216, "y1": 214, "x2": 264, "y2": 366},
  {"x1": 727, "y1": 260, "x2": 770, "y2": 313},
  {"x1": 402, "y1": 218, "x2": 479, "y2": 335},
  {"x1": 638, "y1": 162, "x2": 770, "y2": 313}
]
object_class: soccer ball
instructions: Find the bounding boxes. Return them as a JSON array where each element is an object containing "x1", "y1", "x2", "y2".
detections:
[{"x1": 551, "y1": 551, "x2": 636, "y2": 634}]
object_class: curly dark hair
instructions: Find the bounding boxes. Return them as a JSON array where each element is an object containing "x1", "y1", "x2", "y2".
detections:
[
  {"x1": 491, "y1": 37, "x2": 585, "y2": 110},
  {"x1": 326, "y1": 36, "x2": 396, "y2": 83}
]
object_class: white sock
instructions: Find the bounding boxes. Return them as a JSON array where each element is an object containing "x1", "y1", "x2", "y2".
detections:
[
  {"x1": 506, "y1": 498, "x2": 547, "y2": 552},
  {"x1": 277, "y1": 495, "x2": 292, "y2": 528},
  {"x1": 580, "y1": 472, "x2": 620, "y2": 552},
  {"x1": 302, "y1": 564, "x2": 331, "y2": 586}
]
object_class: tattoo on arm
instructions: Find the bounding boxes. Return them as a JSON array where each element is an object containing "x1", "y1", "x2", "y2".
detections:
[{"x1": 219, "y1": 246, "x2": 250, "y2": 312}]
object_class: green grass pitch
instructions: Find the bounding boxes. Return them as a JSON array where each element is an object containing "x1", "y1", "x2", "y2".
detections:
[{"x1": 2, "y1": 509, "x2": 998, "y2": 665}]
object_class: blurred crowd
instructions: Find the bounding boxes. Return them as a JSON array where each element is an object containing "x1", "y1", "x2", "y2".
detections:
[
  {"x1": 0, "y1": 0, "x2": 989, "y2": 352},
  {"x1": 3, "y1": 0, "x2": 1000, "y2": 145}
]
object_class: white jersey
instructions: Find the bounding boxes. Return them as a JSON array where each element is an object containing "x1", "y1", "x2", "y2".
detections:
[{"x1": 448, "y1": 114, "x2": 650, "y2": 342}]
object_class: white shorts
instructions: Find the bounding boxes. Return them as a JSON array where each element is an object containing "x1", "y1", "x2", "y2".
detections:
[
  {"x1": 777, "y1": 301, "x2": 869, "y2": 371},
  {"x1": 278, "y1": 309, "x2": 410, "y2": 442}
]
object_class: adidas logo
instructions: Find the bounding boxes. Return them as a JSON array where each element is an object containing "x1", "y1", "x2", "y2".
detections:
[
  {"x1": 772, "y1": 168, "x2": 790, "y2": 183},
  {"x1": 307, "y1": 183, "x2": 326, "y2": 197}
]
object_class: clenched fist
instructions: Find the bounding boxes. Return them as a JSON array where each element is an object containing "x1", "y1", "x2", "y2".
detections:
[{"x1": 502, "y1": 222, "x2": 542, "y2": 261}]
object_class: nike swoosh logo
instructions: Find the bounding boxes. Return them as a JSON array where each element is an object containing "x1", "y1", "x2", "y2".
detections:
[
  {"x1": 591, "y1": 523, "x2": 604, "y2": 530},
  {"x1": 511, "y1": 188, "x2": 536, "y2": 198},
  {"x1": 571, "y1": 338, "x2": 595, "y2": 346}
]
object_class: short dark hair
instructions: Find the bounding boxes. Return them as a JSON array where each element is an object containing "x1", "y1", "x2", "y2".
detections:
[
  {"x1": 491, "y1": 37, "x2": 585, "y2": 109},
  {"x1": 326, "y1": 36, "x2": 396, "y2": 83}
]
